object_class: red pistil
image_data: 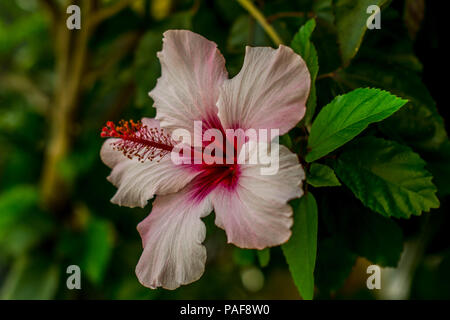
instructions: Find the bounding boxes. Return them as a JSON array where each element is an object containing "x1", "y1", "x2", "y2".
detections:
[
  {"x1": 101, "y1": 120, "x2": 175, "y2": 162},
  {"x1": 101, "y1": 119, "x2": 241, "y2": 200}
]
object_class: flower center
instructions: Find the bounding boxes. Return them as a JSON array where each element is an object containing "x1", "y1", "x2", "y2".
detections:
[
  {"x1": 190, "y1": 163, "x2": 240, "y2": 202},
  {"x1": 101, "y1": 120, "x2": 240, "y2": 200}
]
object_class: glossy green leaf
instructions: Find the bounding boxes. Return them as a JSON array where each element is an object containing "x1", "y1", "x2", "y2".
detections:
[
  {"x1": 282, "y1": 193, "x2": 318, "y2": 300},
  {"x1": 306, "y1": 88, "x2": 407, "y2": 162},
  {"x1": 1, "y1": 255, "x2": 59, "y2": 300},
  {"x1": 335, "y1": 61, "x2": 450, "y2": 197},
  {"x1": 81, "y1": 217, "x2": 115, "y2": 284},
  {"x1": 0, "y1": 185, "x2": 53, "y2": 256},
  {"x1": 257, "y1": 248, "x2": 270, "y2": 268},
  {"x1": 307, "y1": 163, "x2": 341, "y2": 187},
  {"x1": 0, "y1": 185, "x2": 38, "y2": 227},
  {"x1": 291, "y1": 19, "x2": 319, "y2": 126},
  {"x1": 336, "y1": 63, "x2": 448, "y2": 154},
  {"x1": 233, "y1": 248, "x2": 255, "y2": 266},
  {"x1": 425, "y1": 141, "x2": 450, "y2": 197},
  {"x1": 313, "y1": 0, "x2": 334, "y2": 24},
  {"x1": 335, "y1": 136, "x2": 440, "y2": 218},
  {"x1": 334, "y1": 0, "x2": 388, "y2": 65}
]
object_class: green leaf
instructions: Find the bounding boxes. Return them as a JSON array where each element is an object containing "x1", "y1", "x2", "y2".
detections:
[
  {"x1": 336, "y1": 63, "x2": 448, "y2": 154},
  {"x1": 233, "y1": 248, "x2": 255, "y2": 266},
  {"x1": 334, "y1": 0, "x2": 388, "y2": 65},
  {"x1": 291, "y1": 19, "x2": 319, "y2": 125},
  {"x1": 256, "y1": 248, "x2": 270, "y2": 268},
  {"x1": 426, "y1": 141, "x2": 450, "y2": 197},
  {"x1": 81, "y1": 217, "x2": 115, "y2": 284},
  {"x1": 279, "y1": 133, "x2": 293, "y2": 149},
  {"x1": 334, "y1": 62, "x2": 450, "y2": 197},
  {"x1": 0, "y1": 185, "x2": 53, "y2": 257},
  {"x1": 313, "y1": 0, "x2": 334, "y2": 24},
  {"x1": 306, "y1": 88, "x2": 407, "y2": 162},
  {"x1": 282, "y1": 193, "x2": 318, "y2": 300},
  {"x1": 335, "y1": 136, "x2": 440, "y2": 218},
  {"x1": 0, "y1": 185, "x2": 38, "y2": 227},
  {"x1": 307, "y1": 163, "x2": 341, "y2": 187},
  {"x1": 1, "y1": 255, "x2": 60, "y2": 300}
]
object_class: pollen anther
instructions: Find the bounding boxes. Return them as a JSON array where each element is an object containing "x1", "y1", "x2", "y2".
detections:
[{"x1": 101, "y1": 120, "x2": 175, "y2": 162}]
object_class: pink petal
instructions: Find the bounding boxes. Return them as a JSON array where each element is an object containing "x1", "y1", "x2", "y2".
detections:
[
  {"x1": 100, "y1": 138, "x2": 125, "y2": 169},
  {"x1": 100, "y1": 118, "x2": 199, "y2": 208},
  {"x1": 211, "y1": 144, "x2": 305, "y2": 249},
  {"x1": 217, "y1": 45, "x2": 310, "y2": 135},
  {"x1": 135, "y1": 186, "x2": 213, "y2": 289},
  {"x1": 149, "y1": 30, "x2": 228, "y2": 134}
]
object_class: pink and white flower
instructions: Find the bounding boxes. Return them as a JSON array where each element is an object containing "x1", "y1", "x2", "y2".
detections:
[{"x1": 100, "y1": 30, "x2": 310, "y2": 289}]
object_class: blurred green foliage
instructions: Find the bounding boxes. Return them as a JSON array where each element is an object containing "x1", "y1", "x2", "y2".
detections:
[{"x1": 0, "y1": 0, "x2": 449, "y2": 300}]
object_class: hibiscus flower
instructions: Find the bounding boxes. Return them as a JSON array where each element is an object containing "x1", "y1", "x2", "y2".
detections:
[{"x1": 100, "y1": 30, "x2": 310, "y2": 289}]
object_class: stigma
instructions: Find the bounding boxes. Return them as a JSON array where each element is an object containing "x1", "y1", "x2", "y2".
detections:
[{"x1": 101, "y1": 120, "x2": 175, "y2": 162}]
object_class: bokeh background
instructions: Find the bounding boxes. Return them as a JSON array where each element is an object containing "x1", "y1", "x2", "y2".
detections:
[{"x1": 0, "y1": 0, "x2": 449, "y2": 299}]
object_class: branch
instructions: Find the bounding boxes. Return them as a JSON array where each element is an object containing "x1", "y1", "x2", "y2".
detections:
[
  {"x1": 90, "y1": 0, "x2": 139, "y2": 27},
  {"x1": 236, "y1": 0, "x2": 283, "y2": 46},
  {"x1": 267, "y1": 11, "x2": 316, "y2": 24},
  {"x1": 38, "y1": 0, "x2": 60, "y2": 20},
  {"x1": 316, "y1": 67, "x2": 343, "y2": 81},
  {"x1": 41, "y1": 0, "x2": 93, "y2": 211}
]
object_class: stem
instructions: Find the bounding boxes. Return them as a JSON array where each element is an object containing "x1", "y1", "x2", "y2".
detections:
[
  {"x1": 267, "y1": 11, "x2": 315, "y2": 24},
  {"x1": 38, "y1": 0, "x2": 60, "y2": 22},
  {"x1": 41, "y1": 0, "x2": 92, "y2": 210},
  {"x1": 90, "y1": 0, "x2": 139, "y2": 27},
  {"x1": 40, "y1": 0, "x2": 144, "y2": 211},
  {"x1": 236, "y1": 0, "x2": 283, "y2": 46},
  {"x1": 316, "y1": 67, "x2": 343, "y2": 80}
]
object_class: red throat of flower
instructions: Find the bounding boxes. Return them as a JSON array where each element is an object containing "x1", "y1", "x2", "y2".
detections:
[{"x1": 101, "y1": 120, "x2": 175, "y2": 162}]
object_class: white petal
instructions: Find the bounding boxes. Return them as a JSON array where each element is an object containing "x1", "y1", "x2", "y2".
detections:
[
  {"x1": 150, "y1": 30, "x2": 228, "y2": 134},
  {"x1": 217, "y1": 45, "x2": 310, "y2": 135},
  {"x1": 100, "y1": 123, "x2": 199, "y2": 208},
  {"x1": 136, "y1": 186, "x2": 213, "y2": 289},
  {"x1": 212, "y1": 143, "x2": 305, "y2": 249}
]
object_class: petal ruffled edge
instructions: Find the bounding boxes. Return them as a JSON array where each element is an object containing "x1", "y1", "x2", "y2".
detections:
[
  {"x1": 217, "y1": 45, "x2": 310, "y2": 136},
  {"x1": 100, "y1": 118, "x2": 199, "y2": 208},
  {"x1": 211, "y1": 143, "x2": 305, "y2": 249},
  {"x1": 135, "y1": 186, "x2": 213, "y2": 289},
  {"x1": 149, "y1": 30, "x2": 228, "y2": 134}
]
